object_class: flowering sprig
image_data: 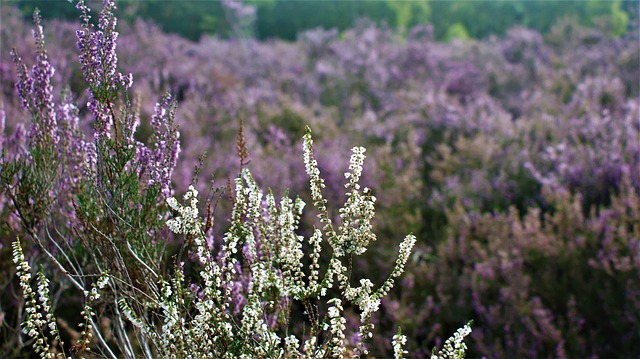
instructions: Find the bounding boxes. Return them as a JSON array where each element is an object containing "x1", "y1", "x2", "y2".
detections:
[
  {"x1": 149, "y1": 94, "x2": 181, "y2": 198},
  {"x1": 13, "y1": 240, "x2": 109, "y2": 358},
  {"x1": 75, "y1": 273, "x2": 110, "y2": 354},
  {"x1": 167, "y1": 185, "x2": 202, "y2": 237},
  {"x1": 137, "y1": 128, "x2": 418, "y2": 357},
  {"x1": 325, "y1": 298, "x2": 347, "y2": 357},
  {"x1": 393, "y1": 327, "x2": 408, "y2": 359},
  {"x1": 76, "y1": 0, "x2": 133, "y2": 141},
  {"x1": 431, "y1": 321, "x2": 473, "y2": 359},
  {"x1": 36, "y1": 271, "x2": 57, "y2": 339},
  {"x1": 76, "y1": 0, "x2": 132, "y2": 95},
  {"x1": 302, "y1": 126, "x2": 332, "y2": 235},
  {"x1": 337, "y1": 146, "x2": 377, "y2": 256},
  {"x1": 10, "y1": 9, "x2": 58, "y2": 147},
  {"x1": 12, "y1": 240, "x2": 54, "y2": 357}
]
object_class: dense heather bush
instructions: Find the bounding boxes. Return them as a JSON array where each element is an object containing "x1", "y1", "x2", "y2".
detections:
[
  {"x1": 1, "y1": 0, "x2": 638, "y2": 357},
  {"x1": 401, "y1": 177, "x2": 639, "y2": 358},
  {"x1": 0, "y1": 1, "x2": 473, "y2": 358}
]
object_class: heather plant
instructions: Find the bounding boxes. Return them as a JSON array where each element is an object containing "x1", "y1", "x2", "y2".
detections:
[
  {"x1": 0, "y1": 1, "x2": 475, "y2": 358},
  {"x1": 393, "y1": 177, "x2": 640, "y2": 358},
  {"x1": 2, "y1": 1, "x2": 638, "y2": 357},
  {"x1": 111, "y1": 128, "x2": 423, "y2": 358},
  {"x1": 1, "y1": 1, "x2": 179, "y2": 355}
]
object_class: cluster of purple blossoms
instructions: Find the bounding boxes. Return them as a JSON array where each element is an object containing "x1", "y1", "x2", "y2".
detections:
[
  {"x1": 76, "y1": 0, "x2": 133, "y2": 141},
  {"x1": 149, "y1": 94, "x2": 181, "y2": 198},
  {"x1": 10, "y1": 9, "x2": 58, "y2": 148},
  {"x1": 8, "y1": 8, "x2": 95, "y2": 228}
]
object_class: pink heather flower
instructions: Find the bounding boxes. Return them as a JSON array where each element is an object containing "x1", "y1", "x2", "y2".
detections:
[
  {"x1": 11, "y1": 48, "x2": 34, "y2": 111},
  {"x1": 57, "y1": 91, "x2": 93, "y2": 190},
  {"x1": 76, "y1": 0, "x2": 133, "y2": 141},
  {"x1": 11, "y1": 9, "x2": 58, "y2": 147},
  {"x1": 0, "y1": 104, "x2": 5, "y2": 153},
  {"x1": 150, "y1": 94, "x2": 180, "y2": 198}
]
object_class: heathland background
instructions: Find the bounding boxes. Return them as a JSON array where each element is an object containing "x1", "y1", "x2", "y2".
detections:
[{"x1": 1, "y1": 0, "x2": 639, "y2": 358}]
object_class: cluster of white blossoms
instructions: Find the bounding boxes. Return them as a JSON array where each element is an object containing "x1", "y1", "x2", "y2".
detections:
[
  {"x1": 393, "y1": 328, "x2": 408, "y2": 359},
  {"x1": 77, "y1": 273, "x2": 110, "y2": 352},
  {"x1": 117, "y1": 127, "x2": 419, "y2": 357},
  {"x1": 166, "y1": 185, "x2": 201, "y2": 236},
  {"x1": 325, "y1": 298, "x2": 347, "y2": 357},
  {"x1": 12, "y1": 241, "x2": 49, "y2": 354},
  {"x1": 12, "y1": 240, "x2": 110, "y2": 359},
  {"x1": 337, "y1": 146, "x2": 377, "y2": 257},
  {"x1": 431, "y1": 321, "x2": 473, "y2": 359}
]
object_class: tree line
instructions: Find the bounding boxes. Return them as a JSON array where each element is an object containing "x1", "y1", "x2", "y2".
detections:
[{"x1": 12, "y1": 0, "x2": 635, "y2": 42}]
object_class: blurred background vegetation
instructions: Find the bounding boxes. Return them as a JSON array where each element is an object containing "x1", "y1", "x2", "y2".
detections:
[{"x1": 11, "y1": 0, "x2": 636, "y2": 41}]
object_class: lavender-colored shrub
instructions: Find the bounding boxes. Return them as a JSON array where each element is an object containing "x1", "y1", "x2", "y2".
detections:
[
  {"x1": 398, "y1": 177, "x2": 639, "y2": 358},
  {"x1": 1, "y1": 0, "x2": 638, "y2": 357},
  {"x1": 0, "y1": 1, "x2": 474, "y2": 358}
]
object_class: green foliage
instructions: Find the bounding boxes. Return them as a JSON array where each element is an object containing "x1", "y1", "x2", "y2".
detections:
[
  {"x1": 430, "y1": 0, "x2": 631, "y2": 40},
  {"x1": 386, "y1": 0, "x2": 431, "y2": 34},
  {"x1": 256, "y1": 0, "x2": 395, "y2": 41},
  {"x1": 0, "y1": 143, "x2": 58, "y2": 230},
  {"x1": 431, "y1": 0, "x2": 523, "y2": 40},
  {"x1": 13, "y1": 0, "x2": 81, "y2": 22},
  {"x1": 119, "y1": 0, "x2": 228, "y2": 40},
  {"x1": 586, "y1": 0, "x2": 629, "y2": 36},
  {"x1": 444, "y1": 22, "x2": 470, "y2": 42},
  {"x1": 10, "y1": 0, "x2": 633, "y2": 41}
]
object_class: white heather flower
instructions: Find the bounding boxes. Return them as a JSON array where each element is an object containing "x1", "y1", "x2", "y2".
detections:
[
  {"x1": 119, "y1": 299, "x2": 145, "y2": 330},
  {"x1": 302, "y1": 127, "x2": 335, "y2": 238},
  {"x1": 347, "y1": 146, "x2": 366, "y2": 185},
  {"x1": 303, "y1": 129, "x2": 324, "y2": 205},
  {"x1": 431, "y1": 322, "x2": 473, "y2": 359},
  {"x1": 325, "y1": 298, "x2": 347, "y2": 358},
  {"x1": 303, "y1": 336, "x2": 319, "y2": 358},
  {"x1": 12, "y1": 240, "x2": 58, "y2": 357},
  {"x1": 85, "y1": 273, "x2": 109, "y2": 302},
  {"x1": 393, "y1": 328, "x2": 408, "y2": 359},
  {"x1": 378, "y1": 234, "x2": 417, "y2": 298},
  {"x1": 336, "y1": 146, "x2": 377, "y2": 256},
  {"x1": 285, "y1": 335, "x2": 300, "y2": 356},
  {"x1": 36, "y1": 272, "x2": 57, "y2": 336},
  {"x1": 306, "y1": 229, "x2": 323, "y2": 296},
  {"x1": 167, "y1": 185, "x2": 202, "y2": 236}
]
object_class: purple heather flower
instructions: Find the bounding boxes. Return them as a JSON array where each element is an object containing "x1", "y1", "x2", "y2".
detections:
[
  {"x1": 134, "y1": 144, "x2": 151, "y2": 179},
  {"x1": 10, "y1": 9, "x2": 58, "y2": 147},
  {"x1": 0, "y1": 104, "x2": 5, "y2": 153},
  {"x1": 10, "y1": 45, "x2": 33, "y2": 110},
  {"x1": 56, "y1": 91, "x2": 89, "y2": 191},
  {"x1": 150, "y1": 94, "x2": 180, "y2": 198},
  {"x1": 76, "y1": 0, "x2": 133, "y2": 141},
  {"x1": 31, "y1": 11, "x2": 57, "y2": 122}
]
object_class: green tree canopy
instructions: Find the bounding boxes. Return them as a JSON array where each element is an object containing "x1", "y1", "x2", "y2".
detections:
[{"x1": 9, "y1": 0, "x2": 634, "y2": 41}]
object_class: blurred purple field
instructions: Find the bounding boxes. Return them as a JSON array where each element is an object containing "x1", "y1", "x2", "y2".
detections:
[{"x1": 1, "y1": 2, "x2": 639, "y2": 358}]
